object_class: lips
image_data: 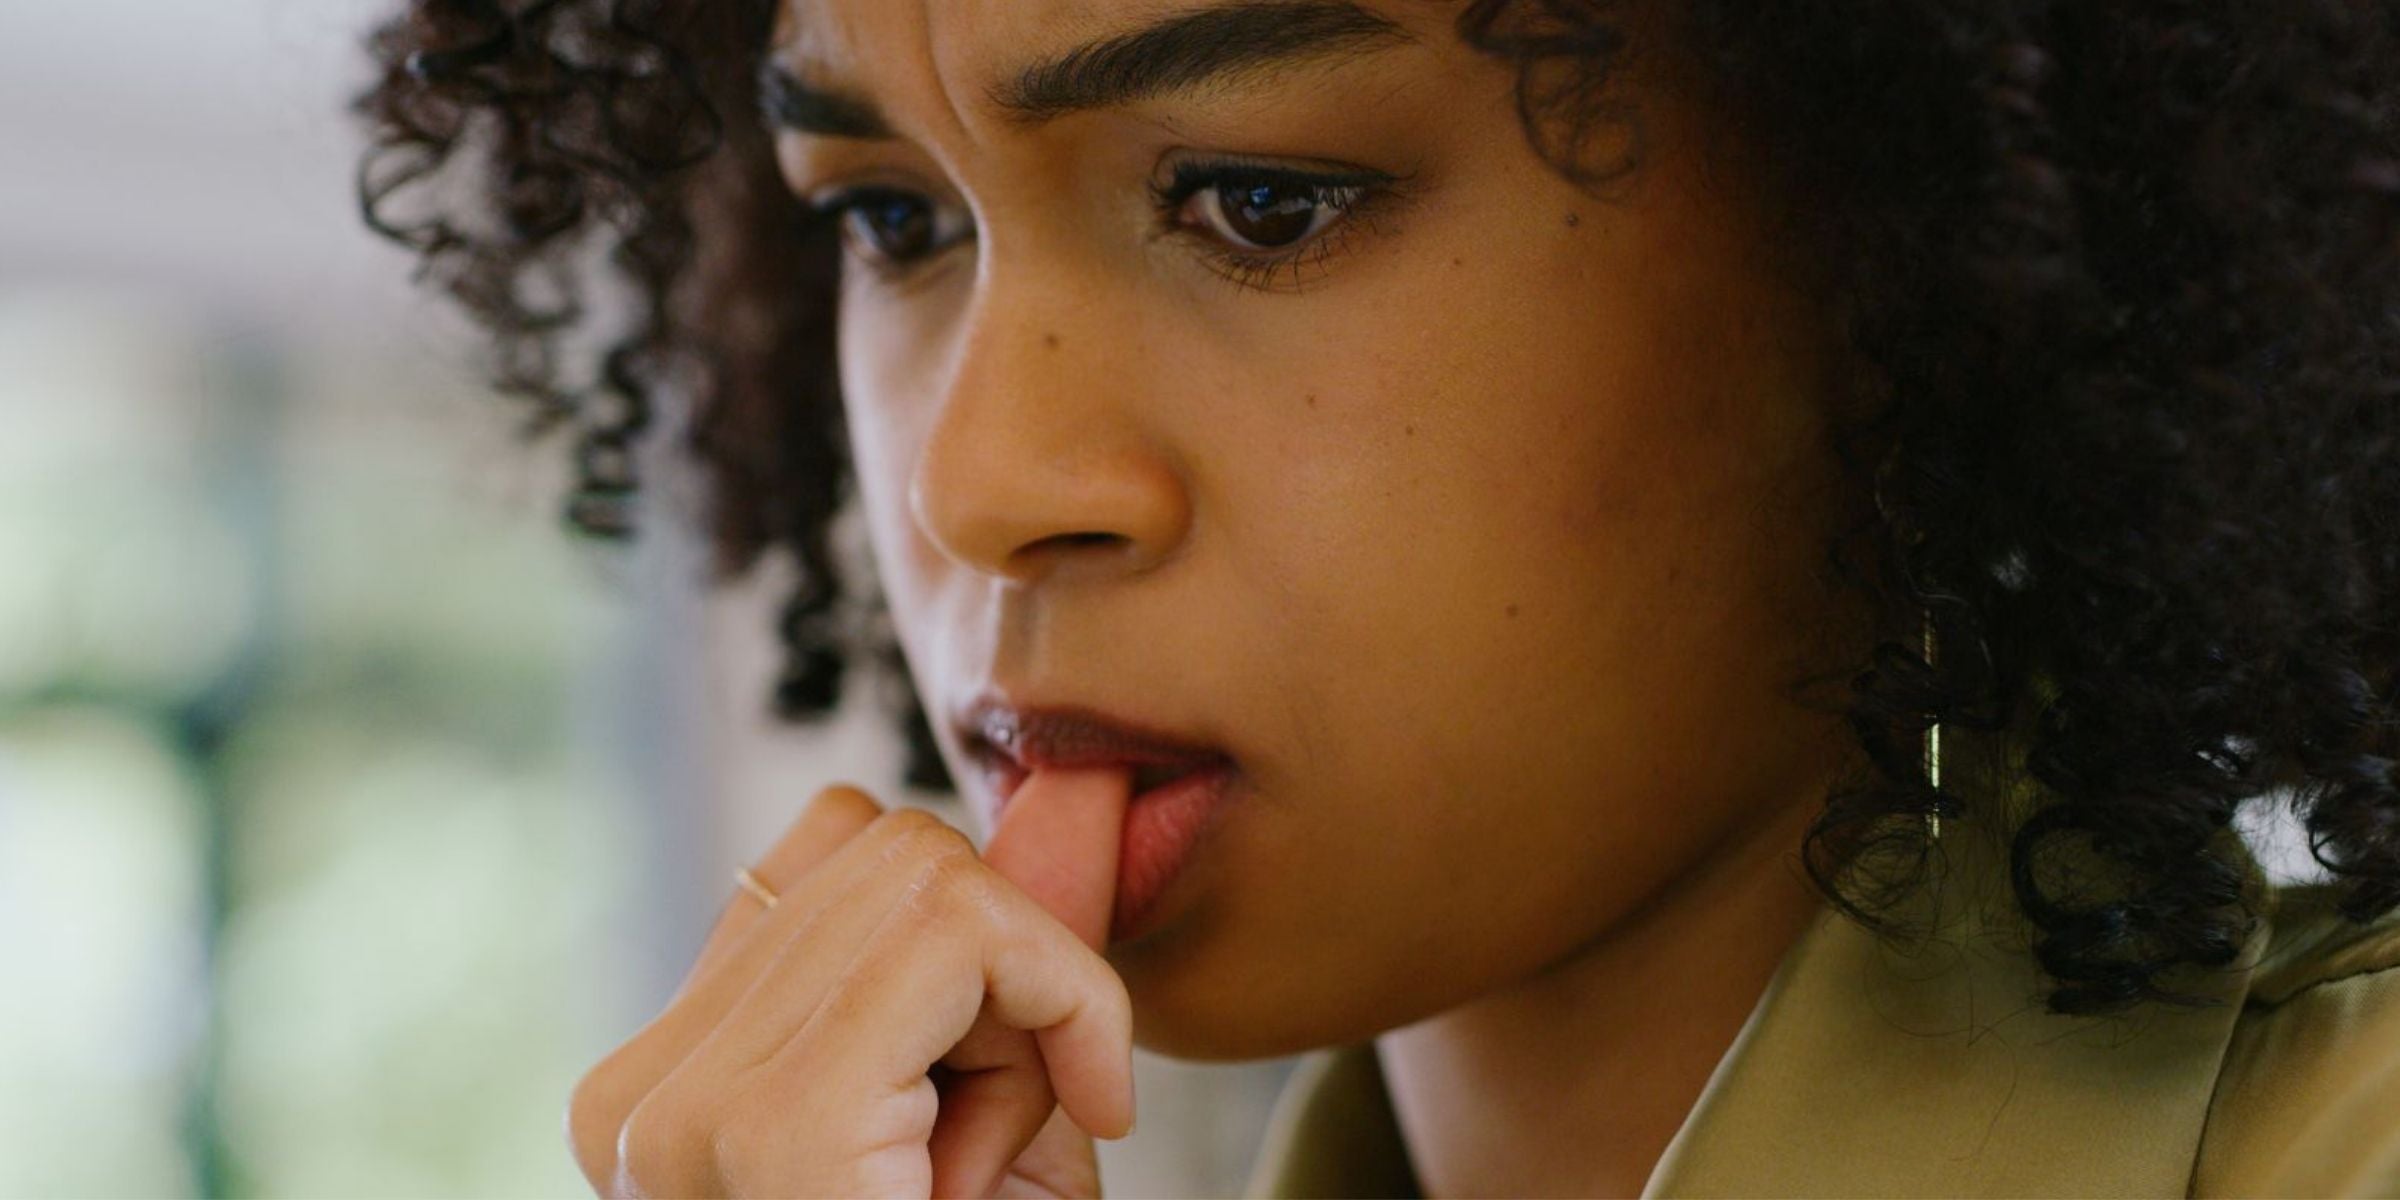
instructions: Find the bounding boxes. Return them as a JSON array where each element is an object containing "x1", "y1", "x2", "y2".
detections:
[
  {"x1": 955, "y1": 694, "x2": 1243, "y2": 943},
  {"x1": 956, "y1": 696, "x2": 1234, "y2": 813}
]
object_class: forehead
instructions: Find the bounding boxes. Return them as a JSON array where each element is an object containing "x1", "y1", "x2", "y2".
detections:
[
  {"x1": 774, "y1": 0, "x2": 1144, "y2": 89},
  {"x1": 770, "y1": 0, "x2": 1441, "y2": 121}
]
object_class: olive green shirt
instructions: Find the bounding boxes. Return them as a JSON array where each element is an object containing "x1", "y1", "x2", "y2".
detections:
[{"x1": 1243, "y1": 732, "x2": 2400, "y2": 1198}]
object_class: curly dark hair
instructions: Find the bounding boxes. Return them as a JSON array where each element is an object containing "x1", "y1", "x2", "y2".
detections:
[{"x1": 354, "y1": 0, "x2": 2400, "y2": 1016}]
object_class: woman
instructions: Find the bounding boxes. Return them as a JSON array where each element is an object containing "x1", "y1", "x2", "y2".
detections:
[{"x1": 356, "y1": 1, "x2": 2400, "y2": 1195}]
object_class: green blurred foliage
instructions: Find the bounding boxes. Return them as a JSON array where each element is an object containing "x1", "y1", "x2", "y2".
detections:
[{"x1": 0, "y1": 296, "x2": 654, "y2": 1199}]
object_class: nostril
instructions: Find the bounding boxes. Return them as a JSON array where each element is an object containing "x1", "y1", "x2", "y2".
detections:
[{"x1": 1004, "y1": 528, "x2": 1159, "y2": 583}]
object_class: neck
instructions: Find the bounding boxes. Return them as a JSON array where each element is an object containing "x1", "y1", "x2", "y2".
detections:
[{"x1": 1375, "y1": 777, "x2": 1833, "y2": 1198}]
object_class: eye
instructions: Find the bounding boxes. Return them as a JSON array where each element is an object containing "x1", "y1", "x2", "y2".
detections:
[
  {"x1": 1189, "y1": 176, "x2": 1350, "y2": 250},
  {"x1": 1150, "y1": 158, "x2": 1407, "y2": 293},
  {"x1": 810, "y1": 186, "x2": 973, "y2": 272}
]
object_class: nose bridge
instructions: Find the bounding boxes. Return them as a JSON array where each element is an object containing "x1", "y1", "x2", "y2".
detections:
[{"x1": 908, "y1": 250, "x2": 1192, "y2": 585}]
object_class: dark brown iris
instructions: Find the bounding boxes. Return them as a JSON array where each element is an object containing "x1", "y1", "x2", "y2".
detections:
[
  {"x1": 1218, "y1": 181, "x2": 1317, "y2": 248},
  {"x1": 845, "y1": 193, "x2": 936, "y2": 261}
]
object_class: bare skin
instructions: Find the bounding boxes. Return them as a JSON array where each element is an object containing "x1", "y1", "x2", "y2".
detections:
[
  {"x1": 570, "y1": 0, "x2": 1879, "y2": 1194},
  {"x1": 1377, "y1": 765, "x2": 1831, "y2": 1196}
]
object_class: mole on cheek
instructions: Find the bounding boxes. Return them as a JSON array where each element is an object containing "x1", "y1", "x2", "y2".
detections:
[
  {"x1": 1043, "y1": 332, "x2": 1061, "y2": 350},
  {"x1": 1306, "y1": 393, "x2": 1319, "y2": 408},
  {"x1": 1507, "y1": 603, "x2": 1521, "y2": 618},
  {"x1": 1565, "y1": 212, "x2": 1582, "y2": 228}
]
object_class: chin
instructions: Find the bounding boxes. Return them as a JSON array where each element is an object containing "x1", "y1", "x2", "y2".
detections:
[
  {"x1": 1127, "y1": 994, "x2": 1344, "y2": 1063},
  {"x1": 1111, "y1": 924, "x2": 1407, "y2": 1063}
]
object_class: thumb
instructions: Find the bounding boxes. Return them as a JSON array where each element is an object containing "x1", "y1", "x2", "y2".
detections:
[{"x1": 981, "y1": 765, "x2": 1130, "y2": 950}]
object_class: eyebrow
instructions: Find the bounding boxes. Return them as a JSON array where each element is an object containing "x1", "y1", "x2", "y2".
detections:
[
  {"x1": 761, "y1": 1, "x2": 1413, "y2": 139},
  {"x1": 759, "y1": 66, "x2": 891, "y2": 138}
]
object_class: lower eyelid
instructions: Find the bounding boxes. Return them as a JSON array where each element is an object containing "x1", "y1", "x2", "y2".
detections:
[{"x1": 1195, "y1": 197, "x2": 1403, "y2": 294}]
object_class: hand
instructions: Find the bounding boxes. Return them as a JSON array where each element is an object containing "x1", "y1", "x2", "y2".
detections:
[{"x1": 566, "y1": 769, "x2": 1136, "y2": 1198}]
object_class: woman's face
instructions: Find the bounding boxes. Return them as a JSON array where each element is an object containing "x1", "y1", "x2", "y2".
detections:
[{"x1": 771, "y1": 0, "x2": 1871, "y2": 1058}]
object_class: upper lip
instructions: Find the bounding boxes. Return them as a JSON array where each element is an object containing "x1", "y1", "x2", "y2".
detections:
[{"x1": 955, "y1": 694, "x2": 1234, "y2": 792}]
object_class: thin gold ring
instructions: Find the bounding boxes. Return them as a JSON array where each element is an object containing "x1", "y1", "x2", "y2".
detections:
[{"x1": 734, "y1": 866, "x2": 780, "y2": 910}]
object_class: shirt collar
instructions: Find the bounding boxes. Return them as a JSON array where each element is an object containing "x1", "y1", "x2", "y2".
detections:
[{"x1": 1247, "y1": 721, "x2": 2277, "y2": 1197}]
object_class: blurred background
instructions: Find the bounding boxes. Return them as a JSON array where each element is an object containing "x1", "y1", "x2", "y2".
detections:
[{"x1": 0, "y1": 3, "x2": 1291, "y2": 1196}]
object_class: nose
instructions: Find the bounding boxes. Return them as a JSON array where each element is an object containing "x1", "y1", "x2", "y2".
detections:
[{"x1": 907, "y1": 275, "x2": 1193, "y2": 586}]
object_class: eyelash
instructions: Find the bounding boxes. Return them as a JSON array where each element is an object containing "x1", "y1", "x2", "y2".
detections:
[
  {"x1": 1148, "y1": 159, "x2": 1406, "y2": 293},
  {"x1": 806, "y1": 160, "x2": 1403, "y2": 295},
  {"x1": 806, "y1": 187, "x2": 971, "y2": 286}
]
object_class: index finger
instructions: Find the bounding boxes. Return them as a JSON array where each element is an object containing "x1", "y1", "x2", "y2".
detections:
[
  {"x1": 765, "y1": 856, "x2": 1139, "y2": 1143},
  {"x1": 980, "y1": 766, "x2": 1130, "y2": 951},
  {"x1": 684, "y1": 783, "x2": 882, "y2": 985}
]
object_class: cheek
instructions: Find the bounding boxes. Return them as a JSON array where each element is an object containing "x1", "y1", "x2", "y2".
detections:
[
  {"x1": 1171, "y1": 192, "x2": 1850, "y2": 1011},
  {"x1": 1219, "y1": 241, "x2": 1825, "y2": 735},
  {"x1": 835, "y1": 295, "x2": 952, "y2": 620}
]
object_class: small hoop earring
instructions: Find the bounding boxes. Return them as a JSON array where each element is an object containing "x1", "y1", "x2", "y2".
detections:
[{"x1": 1922, "y1": 608, "x2": 1943, "y2": 841}]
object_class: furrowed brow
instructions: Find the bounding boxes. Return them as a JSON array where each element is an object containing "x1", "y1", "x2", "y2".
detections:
[
  {"x1": 760, "y1": 62, "x2": 892, "y2": 139},
  {"x1": 991, "y1": 1, "x2": 1412, "y2": 124}
]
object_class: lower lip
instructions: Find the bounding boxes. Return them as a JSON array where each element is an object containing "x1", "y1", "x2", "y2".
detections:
[{"x1": 992, "y1": 762, "x2": 1239, "y2": 945}]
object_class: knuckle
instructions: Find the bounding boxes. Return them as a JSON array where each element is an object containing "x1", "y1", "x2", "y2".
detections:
[
  {"x1": 1097, "y1": 964, "x2": 1134, "y2": 1029},
  {"x1": 707, "y1": 1082, "x2": 794, "y2": 1192},
  {"x1": 871, "y1": 809, "x2": 999, "y2": 923},
  {"x1": 562, "y1": 1070, "x2": 616, "y2": 1181},
  {"x1": 740, "y1": 1076, "x2": 938, "y2": 1198},
  {"x1": 878, "y1": 803, "x2": 957, "y2": 842},
  {"x1": 806, "y1": 781, "x2": 882, "y2": 824},
  {"x1": 713, "y1": 1071, "x2": 933, "y2": 1197},
  {"x1": 615, "y1": 1086, "x2": 718, "y2": 1197},
  {"x1": 884, "y1": 808, "x2": 978, "y2": 871},
  {"x1": 909, "y1": 839, "x2": 995, "y2": 914},
  {"x1": 1070, "y1": 953, "x2": 1135, "y2": 1038},
  {"x1": 564, "y1": 1043, "x2": 649, "y2": 1180}
]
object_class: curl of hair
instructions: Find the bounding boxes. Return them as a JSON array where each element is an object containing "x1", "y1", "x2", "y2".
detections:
[{"x1": 356, "y1": 0, "x2": 2400, "y2": 1013}]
